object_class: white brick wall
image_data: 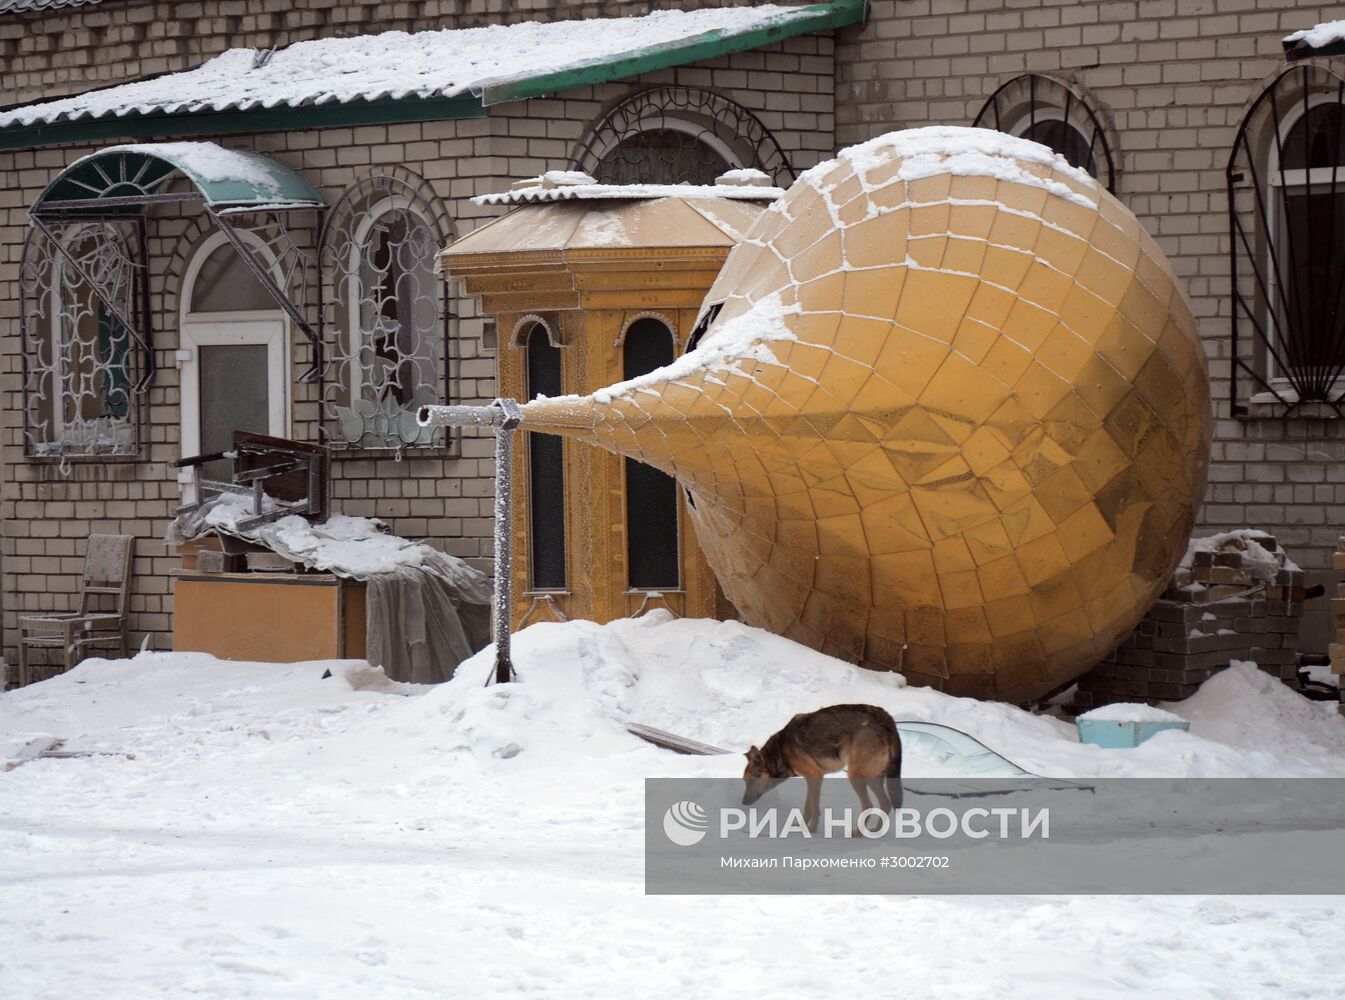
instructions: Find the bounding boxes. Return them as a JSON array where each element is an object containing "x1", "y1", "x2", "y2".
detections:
[
  {"x1": 837, "y1": 0, "x2": 1345, "y2": 650},
  {"x1": 0, "y1": 14, "x2": 834, "y2": 669}
]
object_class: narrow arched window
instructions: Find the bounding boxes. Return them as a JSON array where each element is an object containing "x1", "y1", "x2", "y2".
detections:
[
  {"x1": 973, "y1": 75, "x2": 1116, "y2": 192},
  {"x1": 525, "y1": 323, "x2": 567, "y2": 591},
  {"x1": 1229, "y1": 65, "x2": 1345, "y2": 406},
  {"x1": 622, "y1": 318, "x2": 680, "y2": 590}
]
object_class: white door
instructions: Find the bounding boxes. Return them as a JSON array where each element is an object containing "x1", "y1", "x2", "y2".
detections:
[
  {"x1": 178, "y1": 232, "x2": 290, "y2": 492},
  {"x1": 178, "y1": 315, "x2": 288, "y2": 486}
]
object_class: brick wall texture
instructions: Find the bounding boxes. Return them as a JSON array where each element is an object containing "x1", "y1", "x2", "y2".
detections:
[
  {"x1": 0, "y1": 0, "x2": 835, "y2": 666},
  {"x1": 2, "y1": 0, "x2": 1344, "y2": 671}
]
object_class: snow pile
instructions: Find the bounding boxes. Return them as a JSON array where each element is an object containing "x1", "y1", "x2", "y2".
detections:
[
  {"x1": 800, "y1": 125, "x2": 1100, "y2": 210},
  {"x1": 0, "y1": 4, "x2": 827, "y2": 127},
  {"x1": 1077, "y1": 703, "x2": 1186, "y2": 724},
  {"x1": 406, "y1": 613, "x2": 1345, "y2": 779},
  {"x1": 1284, "y1": 19, "x2": 1345, "y2": 49},
  {"x1": 3, "y1": 618, "x2": 1345, "y2": 997}
]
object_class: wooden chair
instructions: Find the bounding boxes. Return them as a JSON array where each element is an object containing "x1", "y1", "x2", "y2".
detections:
[{"x1": 17, "y1": 534, "x2": 134, "y2": 686}]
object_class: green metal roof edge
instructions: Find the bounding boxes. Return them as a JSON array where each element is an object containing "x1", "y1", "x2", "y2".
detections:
[
  {"x1": 478, "y1": 0, "x2": 867, "y2": 105},
  {"x1": 0, "y1": 1, "x2": 861, "y2": 151},
  {"x1": 0, "y1": 92, "x2": 486, "y2": 152},
  {"x1": 35, "y1": 143, "x2": 325, "y2": 208},
  {"x1": 1284, "y1": 37, "x2": 1345, "y2": 62}
]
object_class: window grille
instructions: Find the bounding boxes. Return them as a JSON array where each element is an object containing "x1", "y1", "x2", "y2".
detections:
[
  {"x1": 319, "y1": 173, "x2": 454, "y2": 447},
  {"x1": 1228, "y1": 65, "x2": 1345, "y2": 411},
  {"x1": 20, "y1": 220, "x2": 145, "y2": 458},
  {"x1": 973, "y1": 74, "x2": 1116, "y2": 192},
  {"x1": 572, "y1": 86, "x2": 795, "y2": 186}
]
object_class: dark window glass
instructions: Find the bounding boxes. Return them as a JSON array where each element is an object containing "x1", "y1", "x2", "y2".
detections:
[
  {"x1": 525, "y1": 324, "x2": 567, "y2": 590},
  {"x1": 1274, "y1": 103, "x2": 1345, "y2": 382},
  {"x1": 1281, "y1": 103, "x2": 1345, "y2": 171},
  {"x1": 1278, "y1": 189, "x2": 1345, "y2": 374},
  {"x1": 684, "y1": 301, "x2": 723, "y2": 355},
  {"x1": 1021, "y1": 119, "x2": 1097, "y2": 177},
  {"x1": 596, "y1": 130, "x2": 731, "y2": 186},
  {"x1": 623, "y1": 318, "x2": 680, "y2": 590}
]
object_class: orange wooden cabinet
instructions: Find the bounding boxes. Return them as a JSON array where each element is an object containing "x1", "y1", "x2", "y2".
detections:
[{"x1": 173, "y1": 571, "x2": 367, "y2": 663}]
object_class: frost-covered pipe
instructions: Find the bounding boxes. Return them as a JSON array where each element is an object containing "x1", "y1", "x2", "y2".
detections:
[{"x1": 418, "y1": 399, "x2": 522, "y2": 685}]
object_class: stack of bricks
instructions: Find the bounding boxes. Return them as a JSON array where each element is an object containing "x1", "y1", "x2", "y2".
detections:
[
  {"x1": 1333, "y1": 539, "x2": 1345, "y2": 718},
  {"x1": 1075, "y1": 533, "x2": 1305, "y2": 710}
]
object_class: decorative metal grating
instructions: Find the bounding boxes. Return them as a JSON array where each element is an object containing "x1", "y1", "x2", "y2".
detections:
[
  {"x1": 20, "y1": 220, "x2": 145, "y2": 458},
  {"x1": 319, "y1": 172, "x2": 454, "y2": 448},
  {"x1": 572, "y1": 86, "x2": 795, "y2": 186},
  {"x1": 973, "y1": 74, "x2": 1116, "y2": 192},
  {"x1": 1228, "y1": 65, "x2": 1345, "y2": 411}
]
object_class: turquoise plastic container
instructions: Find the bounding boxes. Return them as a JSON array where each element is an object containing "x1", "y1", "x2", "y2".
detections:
[{"x1": 1075, "y1": 718, "x2": 1190, "y2": 748}]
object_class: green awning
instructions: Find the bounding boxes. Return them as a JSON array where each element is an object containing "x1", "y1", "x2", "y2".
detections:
[{"x1": 33, "y1": 142, "x2": 324, "y2": 212}]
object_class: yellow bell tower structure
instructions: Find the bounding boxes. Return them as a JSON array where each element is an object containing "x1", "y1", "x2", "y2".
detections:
[{"x1": 439, "y1": 172, "x2": 777, "y2": 627}]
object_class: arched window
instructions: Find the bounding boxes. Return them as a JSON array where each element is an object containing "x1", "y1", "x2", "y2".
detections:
[
  {"x1": 622, "y1": 318, "x2": 680, "y2": 590},
  {"x1": 21, "y1": 221, "x2": 141, "y2": 457},
  {"x1": 320, "y1": 174, "x2": 452, "y2": 448},
  {"x1": 973, "y1": 75, "x2": 1116, "y2": 192},
  {"x1": 572, "y1": 86, "x2": 795, "y2": 186},
  {"x1": 525, "y1": 322, "x2": 567, "y2": 591},
  {"x1": 1228, "y1": 66, "x2": 1345, "y2": 407}
]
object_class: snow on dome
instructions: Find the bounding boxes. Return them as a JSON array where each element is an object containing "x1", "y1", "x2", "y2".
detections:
[
  {"x1": 799, "y1": 125, "x2": 1100, "y2": 210},
  {"x1": 0, "y1": 5, "x2": 834, "y2": 128}
]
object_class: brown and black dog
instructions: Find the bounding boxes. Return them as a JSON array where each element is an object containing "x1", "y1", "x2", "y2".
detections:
[{"x1": 743, "y1": 704, "x2": 902, "y2": 832}]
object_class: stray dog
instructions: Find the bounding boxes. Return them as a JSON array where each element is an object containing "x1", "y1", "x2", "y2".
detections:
[{"x1": 743, "y1": 704, "x2": 902, "y2": 833}]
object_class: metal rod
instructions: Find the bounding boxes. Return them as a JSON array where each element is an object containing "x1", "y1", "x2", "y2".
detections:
[
  {"x1": 418, "y1": 399, "x2": 523, "y2": 685},
  {"x1": 493, "y1": 422, "x2": 515, "y2": 685}
]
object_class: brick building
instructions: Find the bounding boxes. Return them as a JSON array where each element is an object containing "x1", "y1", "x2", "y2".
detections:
[
  {"x1": 0, "y1": 0, "x2": 1342, "y2": 684},
  {"x1": 0, "y1": 0, "x2": 844, "y2": 675}
]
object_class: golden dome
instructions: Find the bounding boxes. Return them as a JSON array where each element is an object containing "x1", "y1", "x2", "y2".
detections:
[{"x1": 520, "y1": 127, "x2": 1211, "y2": 702}]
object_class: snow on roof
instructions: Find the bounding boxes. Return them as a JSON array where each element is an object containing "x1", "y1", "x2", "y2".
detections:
[
  {"x1": 0, "y1": 3, "x2": 844, "y2": 129},
  {"x1": 39, "y1": 142, "x2": 324, "y2": 209},
  {"x1": 474, "y1": 182, "x2": 784, "y2": 206},
  {"x1": 1284, "y1": 19, "x2": 1345, "y2": 51}
]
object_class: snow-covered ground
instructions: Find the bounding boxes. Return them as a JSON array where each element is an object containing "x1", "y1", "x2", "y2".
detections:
[{"x1": 2, "y1": 613, "x2": 1343, "y2": 998}]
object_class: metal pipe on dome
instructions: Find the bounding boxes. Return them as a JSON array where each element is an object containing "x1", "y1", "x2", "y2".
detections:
[{"x1": 418, "y1": 399, "x2": 522, "y2": 685}]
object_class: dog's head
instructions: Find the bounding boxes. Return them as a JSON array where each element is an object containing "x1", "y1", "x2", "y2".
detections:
[{"x1": 742, "y1": 746, "x2": 785, "y2": 805}]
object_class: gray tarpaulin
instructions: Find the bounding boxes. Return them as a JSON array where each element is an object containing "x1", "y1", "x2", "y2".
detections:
[
  {"x1": 169, "y1": 498, "x2": 492, "y2": 683},
  {"x1": 363, "y1": 560, "x2": 492, "y2": 684}
]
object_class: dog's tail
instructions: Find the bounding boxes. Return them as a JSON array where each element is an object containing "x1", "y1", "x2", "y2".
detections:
[{"x1": 884, "y1": 734, "x2": 903, "y2": 812}]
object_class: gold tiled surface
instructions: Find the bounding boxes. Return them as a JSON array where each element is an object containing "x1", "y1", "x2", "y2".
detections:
[{"x1": 522, "y1": 134, "x2": 1211, "y2": 702}]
